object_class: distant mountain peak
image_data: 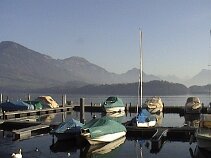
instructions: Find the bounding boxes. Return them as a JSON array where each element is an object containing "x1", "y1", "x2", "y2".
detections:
[{"x1": 63, "y1": 56, "x2": 89, "y2": 63}]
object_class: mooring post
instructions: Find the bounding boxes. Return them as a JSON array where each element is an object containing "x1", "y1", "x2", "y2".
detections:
[
  {"x1": 27, "y1": 93, "x2": 31, "y2": 101},
  {"x1": 64, "y1": 94, "x2": 66, "y2": 105},
  {"x1": 125, "y1": 103, "x2": 128, "y2": 113},
  {"x1": 0, "y1": 93, "x2": 2, "y2": 103},
  {"x1": 62, "y1": 95, "x2": 64, "y2": 107},
  {"x1": 3, "y1": 111, "x2": 5, "y2": 120},
  {"x1": 80, "y1": 98, "x2": 85, "y2": 124},
  {"x1": 90, "y1": 102, "x2": 93, "y2": 114}
]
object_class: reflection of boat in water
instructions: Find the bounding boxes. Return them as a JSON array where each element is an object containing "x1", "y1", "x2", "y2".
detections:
[
  {"x1": 152, "y1": 112, "x2": 163, "y2": 126},
  {"x1": 195, "y1": 114, "x2": 211, "y2": 152},
  {"x1": 185, "y1": 97, "x2": 202, "y2": 114},
  {"x1": 189, "y1": 145, "x2": 211, "y2": 158},
  {"x1": 50, "y1": 139, "x2": 84, "y2": 153},
  {"x1": 142, "y1": 96, "x2": 164, "y2": 114},
  {"x1": 85, "y1": 136, "x2": 126, "y2": 155},
  {"x1": 184, "y1": 114, "x2": 200, "y2": 128},
  {"x1": 102, "y1": 96, "x2": 125, "y2": 113},
  {"x1": 50, "y1": 118, "x2": 83, "y2": 141},
  {"x1": 81, "y1": 116, "x2": 126, "y2": 145}
]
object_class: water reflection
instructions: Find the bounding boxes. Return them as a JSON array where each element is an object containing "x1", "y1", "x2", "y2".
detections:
[
  {"x1": 184, "y1": 114, "x2": 200, "y2": 128},
  {"x1": 189, "y1": 146, "x2": 211, "y2": 158},
  {"x1": 50, "y1": 136, "x2": 126, "y2": 158},
  {"x1": 82, "y1": 136, "x2": 126, "y2": 158}
]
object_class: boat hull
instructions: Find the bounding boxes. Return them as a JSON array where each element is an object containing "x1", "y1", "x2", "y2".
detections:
[
  {"x1": 185, "y1": 104, "x2": 202, "y2": 114},
  {"x1": 105, "y1": 107, "x2": 125, "y2": 113},
  {"x1": 136, "y1": 120, "x2": 157, "y2": 128},
  {"x1": 148, "y1": 108, "x2": 162, "y2": 114},
  {"x1": 83, "y1": 131, "x2": 126, "y2": 145}
]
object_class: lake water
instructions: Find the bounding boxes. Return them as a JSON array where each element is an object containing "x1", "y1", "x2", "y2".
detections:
[{"x1": 0, "y1": 94, "x2": 211, "y2": 158}]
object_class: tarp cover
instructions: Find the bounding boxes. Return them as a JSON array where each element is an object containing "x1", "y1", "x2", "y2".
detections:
[
  {"x1": 136, "y1": 109, "x2": 156, "y2": 123},
  {"x1": 54, "y1": 118, "x2": 83, "y2": 133},
  {"x1": 82, "y1": 116, "x2": 126, "y2": 139},
  {"x1": 0, "y1": 101, "x2": 34, "y2": 111},
  {"x1": 102, "y1": 97, "x2": 124, "y2": 108},
  {"x1": 24, "y1": 101, "x2": 43, "y2": 110}
]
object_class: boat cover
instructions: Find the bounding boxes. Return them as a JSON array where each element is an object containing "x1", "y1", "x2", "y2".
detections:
[
  {"x1": 82, "y1": 116, "x2": 126, "y2": 139},
  {"x1": 0, "y1": 101, "x2": 34, "y2": 111},
  {"x1": 54, "y1": 118, "x2": 83, "y2": 133},
  {"x1": 137, "y1": 109, "x2": 156, "y2": 123},
  {"x1": 103, "y1": 97, "x2": 124, "y2": 108},
  {"x1": 24, "y1": 101, "x2": 43, "y2": 110}
]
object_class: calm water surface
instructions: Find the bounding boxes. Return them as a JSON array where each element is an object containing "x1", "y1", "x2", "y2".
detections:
[{"x1": 1, "y1": 94, "x2": 211, "y2": 158}]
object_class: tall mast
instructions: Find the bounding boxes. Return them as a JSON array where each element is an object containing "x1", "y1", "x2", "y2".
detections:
[{"x1": 138, "y1": 30, "x2": 143, "y2": 113}]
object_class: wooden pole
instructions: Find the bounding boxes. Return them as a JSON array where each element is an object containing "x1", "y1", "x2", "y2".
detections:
[
  {"x1": 80, "y1": 98, "x2": 85, "y2": 124},
  {"x1": 64, "y1": 94, "x2": 66, "y2": 105},
  {"x1": 27, "y1": 94, "x2": 31, "y2": 101},
  {"x1": 0, "y1": 93, "x2": 2, "y2": 103}
]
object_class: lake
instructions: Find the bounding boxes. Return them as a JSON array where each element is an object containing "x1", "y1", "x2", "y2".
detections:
[{"x1": 0, "y1": 94, "x2": 211, "y2": 158}]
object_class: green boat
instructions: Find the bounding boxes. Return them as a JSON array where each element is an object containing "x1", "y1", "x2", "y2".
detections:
[
  {"x1": 102, "y1": 97, "x2": 125, "y2": 113},
  {"x1": 81, "y1": 116, "x2": 126, "y2": 145}
]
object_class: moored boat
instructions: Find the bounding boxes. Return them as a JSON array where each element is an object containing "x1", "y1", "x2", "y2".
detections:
[
  {"x1": 133, "y1": 30, "x2": 157, "y2": 128},
  {"x1": 102, "y1": 96, "x2": 125, "y2": 113},
  {"x1": 142, "y1": 96, "x2": 164, "y2": 113},
  {"x1": 195, "y1": 114, "x2": 211, "y2": 151},
  {"x1": 35, "y1": 96, "x2": 59, "y2": 108},
  {"x1": 134, "y1": 109, "x2": 157, "y2": 127},
  {"x1": 0, "y1": 101, "x2": 34, "y2": 111},
  {"x1": 50, "y1": 118, "x2": 83, "y2": 141},
  {"x1": 81, "y1": 116, "x2": 126, "y2": 145},
  {"x1": 185, "y1": 97, "x2": 202, "y2": 114}
]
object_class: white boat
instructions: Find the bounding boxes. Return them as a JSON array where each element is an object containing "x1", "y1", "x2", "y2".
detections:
[
  {"x1": 134, "y1": 30, "x2": 157, "y2": 128},
  {"x1": 142, "y1": 96, "x2": 164, "y2": 113},
  {"x1": 102, "y1": 96, "x2": 125, "y2": 113},
  {"x1": 185, "y1": 97, "x2": 202, "y2": 114},
  {"x1": 195, "y1": 114, "x2": 211, "y2": 151},
  {"x1": 81, "y1": 116, "x2": 126, "y2": 145}
]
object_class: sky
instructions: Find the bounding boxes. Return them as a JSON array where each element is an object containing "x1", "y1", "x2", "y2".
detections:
[{"x1": 1, "y1": 0, "x2": 211, "y2": 79}]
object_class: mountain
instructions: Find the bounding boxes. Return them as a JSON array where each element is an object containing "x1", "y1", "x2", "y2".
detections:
[
  {"x1": 185, "y1": 69, "x2": 211, "y2": 86},
  {"x1": 0, "y1": 41, "x2": 161, "y2": 91}
]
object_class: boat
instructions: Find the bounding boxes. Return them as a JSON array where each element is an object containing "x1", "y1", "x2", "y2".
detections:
[
  {"x1": 133, "y1": 30, "x2": 157, "y2": 128},
  {"x1": 195, "y1": 114, "x2": 211, "y2": 151},
  {"x1": 50, "y1": 118, "x2": 83, "y2": 141},
  {"x1": 102, "y1": 96, "x2": 125, "y2": 113},
  {"x1": 185, "y1": 97, "x2": 202, "y2": 114},
  {"x1": 142, "y1": 96, "x2": 164, "y2": 113},
  {"x1": 81, "y1": 116, "x2": 126, "y2": 145},
  {"x1": 0, "y1": 101, "x2": 34, "y2": 111},
  {"x1": 35, "y1": 96, "x2": 59, "y2": 108}
]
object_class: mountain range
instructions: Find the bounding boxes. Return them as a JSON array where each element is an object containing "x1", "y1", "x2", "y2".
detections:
[{"x1": 0, "y1": 41, "x2": 211, "y2": 92}]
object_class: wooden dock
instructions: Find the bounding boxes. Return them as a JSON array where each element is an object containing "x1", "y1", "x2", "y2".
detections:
[
  {"x1": 73, "y1": 104, "x2": 208, "y2": 114},
  {"x1": 0, "y1": 106, "x2": 73, "y2": 120},
  {"x1": 13, "y1": 124, "x2": 50, "y2": 140}
]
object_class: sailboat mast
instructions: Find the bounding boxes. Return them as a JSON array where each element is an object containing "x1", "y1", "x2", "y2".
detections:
[{"x1": 138, "y1": 30, "x2": 143, "y2": 112}]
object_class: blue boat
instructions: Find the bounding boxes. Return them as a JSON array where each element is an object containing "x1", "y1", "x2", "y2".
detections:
[
  {"x1": 134, "y1": 30, "x2": 157, "y2": 128},
  {"x1": 0, "y1": 101, "x2": 34, "y2": 111}
]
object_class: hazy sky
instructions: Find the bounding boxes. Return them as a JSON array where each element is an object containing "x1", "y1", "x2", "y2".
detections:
[{"x1": 1, "y1": 0, "x2": 211, "y2": 79}]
